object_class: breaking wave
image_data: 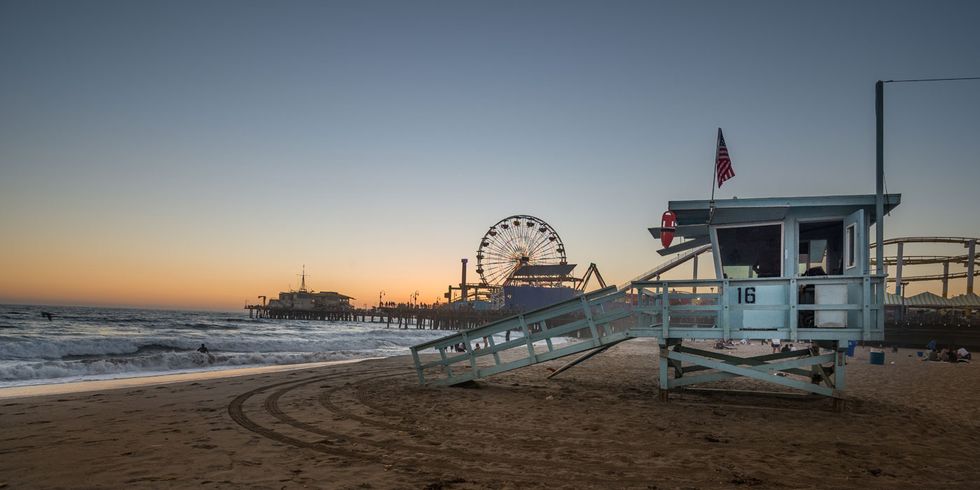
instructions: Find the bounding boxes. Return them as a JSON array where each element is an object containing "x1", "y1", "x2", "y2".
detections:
[{"x1": 0, "y1": 305, "x2": 451, "y2": 387}]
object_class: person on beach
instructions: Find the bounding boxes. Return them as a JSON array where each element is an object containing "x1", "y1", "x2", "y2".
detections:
[
  {"x1": 771, "y1": 338, "x2": 781, "y2": 353},
  {"x1": 938, "y1": 347, "x2": 951, "y2": 362},
  {"x1": 945, "y1": 348, "x2": 959, "y2": 363},
  {"x1": 956, "y1": 347, "x2": 970, "y2": 361}
]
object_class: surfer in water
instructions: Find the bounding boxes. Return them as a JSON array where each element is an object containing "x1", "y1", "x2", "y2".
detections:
[
  {"x1": 197, "y1": 344, "x2": 215, "y2": 364},
  {"x1": 41, "y1": 312, "x2": 53, "y2": 321}
]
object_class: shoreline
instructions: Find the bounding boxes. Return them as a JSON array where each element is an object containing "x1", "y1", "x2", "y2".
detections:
[{"x1": 0, "y1": 357, "x2": 378, "y2": 400}]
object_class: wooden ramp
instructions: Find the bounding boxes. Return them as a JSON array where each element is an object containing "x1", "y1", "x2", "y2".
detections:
[{"x1": 410, "y1": 286, "x2": 632, "y2": 386}]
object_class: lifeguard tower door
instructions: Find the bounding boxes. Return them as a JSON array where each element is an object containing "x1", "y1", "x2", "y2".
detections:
[{"x1": 842, "y1": 209, "x2": 866, "y2": 329}]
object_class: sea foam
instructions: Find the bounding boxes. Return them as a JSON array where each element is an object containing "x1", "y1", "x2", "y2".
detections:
[{"x1": 0, "y1": 305, "x2": 451, "y2": 387}]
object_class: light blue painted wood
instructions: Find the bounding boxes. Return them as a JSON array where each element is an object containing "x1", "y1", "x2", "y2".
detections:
[
  {"x1": 789, "y1": 277, "x2": 798, "y2": 341},
  {"x1": 486, "y1": 332, "x2": 501, "y2": 366},
  {"x1": 462, "y1": 331, "x2": 477, "y2": 371},
  {"x1": 411, "y1": 348, "x2": 425, "y2": 384},
  {"x1": 631, "y1": 275, "x2": 881, "y2": 342},
  {"x1": 412, "y1": 287, "x2": 629, "y2": 386},
  {"x1": 863, "y1": 277, "x2": 872, "y2": 339},
  {"x1": 519, "y1": 315, "x2": 536, "y2": 364},
  {"x1": 834, "y1": 345, "x2": 846, "y2": 392},
  {"x1": 438, "y1": 348, "x2": 453, "y2": 377},
  {"x1": 411, "y1": 286, "x2": 620, "y2": 353},
  {"x1": 667, "y1": 350, "x2": 834, "y2": 397},
  {"x1": 528, "y1": 310, "x2": 631, "y2": 340},
  {"x1": 722, "y1": 280, "x2": 731, "y2": 339}
]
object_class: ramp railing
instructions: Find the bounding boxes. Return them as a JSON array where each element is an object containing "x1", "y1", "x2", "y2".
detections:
[{"x1": 410, "y1": 286, "x2": 631, "y2": 386}]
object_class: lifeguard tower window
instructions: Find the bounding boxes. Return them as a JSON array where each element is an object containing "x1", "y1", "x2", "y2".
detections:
[
  {"x1": 716, "y1": 224, "x2": 782, "y2": 279},
  {"x1": 798, "y1": 221, "x2": 844, "y2": 276}
]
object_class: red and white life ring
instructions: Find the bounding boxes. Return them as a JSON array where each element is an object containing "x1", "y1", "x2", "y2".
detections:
[{"x1": 661, "y1": 210, "x2": 677, "y2": 248}]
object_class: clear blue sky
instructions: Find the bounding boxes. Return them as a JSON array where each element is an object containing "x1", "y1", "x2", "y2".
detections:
[{"x1": 1, "y1": 0, "x2": 978, "y2": 308}]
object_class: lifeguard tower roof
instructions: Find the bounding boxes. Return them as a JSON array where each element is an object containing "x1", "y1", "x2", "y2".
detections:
[
  {"x1": 651, "y1": 194, "x2": 901, "y2": 256},
  {"x1": 674, "y1": 194, "x2": 899, "y2": 225}
]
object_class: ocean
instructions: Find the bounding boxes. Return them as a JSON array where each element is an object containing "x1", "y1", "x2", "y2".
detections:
[{"x1": 0, "y1": 304, "x2": 450, "y2": 388}]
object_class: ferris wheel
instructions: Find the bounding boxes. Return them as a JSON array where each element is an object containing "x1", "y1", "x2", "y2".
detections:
[{"x1": 475, "y1": 215, "x2": 567, "y2": 286}]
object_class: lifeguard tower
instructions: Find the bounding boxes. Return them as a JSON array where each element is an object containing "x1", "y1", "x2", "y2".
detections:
[
  {"x1": 639, "y1": 194, "x2": 899, "y2": 403},
  {"x1": 410, "y1": 194, "x2": 899, "y2": 406}
]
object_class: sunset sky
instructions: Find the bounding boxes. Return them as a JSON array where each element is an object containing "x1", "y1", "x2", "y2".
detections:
[{"x1": 1, "y1": 1, "x2": 978, "y2": 311}]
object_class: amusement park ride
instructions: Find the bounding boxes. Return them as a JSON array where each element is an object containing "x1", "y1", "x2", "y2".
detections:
[{"x1": 444, "y1": 215, "x2": 605, "y2": 310}]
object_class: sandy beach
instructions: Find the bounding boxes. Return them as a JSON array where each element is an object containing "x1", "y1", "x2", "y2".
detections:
[{"x1": 1, "y1": 340, "x2": 978, "y2": 489}]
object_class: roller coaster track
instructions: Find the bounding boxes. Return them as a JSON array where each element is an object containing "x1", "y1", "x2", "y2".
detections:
[
  {"x1": 883, "y1": 270, "x2": 980, "y2": 283},
  {"x1": 868, "y1": 237, "x2": 978, "y2": 285},
  {"x1": 871, "y1": 236, "x2": 978, "y2": 246}
]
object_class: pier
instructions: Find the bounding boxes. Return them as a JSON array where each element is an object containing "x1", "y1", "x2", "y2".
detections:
[{"x1": 244, "y1": 303, "x2": 513, "y2": 331}]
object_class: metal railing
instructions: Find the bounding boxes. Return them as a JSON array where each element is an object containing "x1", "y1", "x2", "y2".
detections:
[{"x1": 631, "y1": 275, "x2": 886, "y2": 342}]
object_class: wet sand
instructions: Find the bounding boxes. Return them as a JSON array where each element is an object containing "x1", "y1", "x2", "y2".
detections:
[{"x1": 1, "y1": 340, "x2": 978, "y2": 489}]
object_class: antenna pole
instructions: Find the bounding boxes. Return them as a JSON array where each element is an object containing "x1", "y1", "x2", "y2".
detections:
[
  {"x1": 298, "y1": 265, "x2": 309, "y2": 292},
  {"x1": 875, "y1": 81, "x2": 884, "y2": 277}
]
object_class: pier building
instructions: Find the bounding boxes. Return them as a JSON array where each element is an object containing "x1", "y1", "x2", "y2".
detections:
[{"x1": 246, "y1": 268, "x2": 354, "y2": 320}]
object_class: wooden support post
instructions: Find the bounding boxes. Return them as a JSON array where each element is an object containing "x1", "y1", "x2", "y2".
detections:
[
  {"x1": 968, "y1": 239, "x2": 976, "y2": 296},
  {"x1": 519, "y1": 315, "x2": 536, "y2": 363},
  {"x1": 439, "y1": 347, "x2": 452, "y2": 377},
  {"x1": 542, "y1": 320, "x2": 554, "y2": 352},
  {"x1": 834, "y1": 342, "x2": 846, "y2": 392},
  {"x1": 411, "y1": 347, "x2": 425, "y2": 385},
  {"x1": 721, "y1": 280, "x2": 730, "y2": 339},
  {"x1": 487, "y1": 332, "x2": 501, "y2": 366},
  {"x1": 658, "y1": 342, "x2": 670, "y2": 402},
  {"x1": 942, "y1": 261, "x2": 950, "y2": 298},
  {"x1": 789, "y1": 277, "x2": 798, "y2": 342},
  {"x1": 895, "y1": 242, "x2": 904, "y2": 296},
  {"x1": 863, "y1": 276, "x2": 872, "y2": 337},
  {"x1": 580, "y1": 296, "x2": 600, "y2": 341}
]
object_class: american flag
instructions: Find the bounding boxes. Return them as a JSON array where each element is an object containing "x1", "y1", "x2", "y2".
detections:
[{"x1": 715, "y1": 128, "x2": 735, "y2": 188}]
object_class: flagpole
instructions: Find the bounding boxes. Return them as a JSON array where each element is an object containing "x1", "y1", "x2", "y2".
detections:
[
  {"x1": 710, "y1": 128, "x2": 719, "y2": 202},
  {"x1": 708, "y1": 128, "x2": 719, "y2": 223}
]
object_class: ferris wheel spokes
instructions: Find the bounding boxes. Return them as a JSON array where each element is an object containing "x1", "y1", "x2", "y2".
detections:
[{"x1": 476, "y1": 215, "x2": 568, "y2": 286}]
